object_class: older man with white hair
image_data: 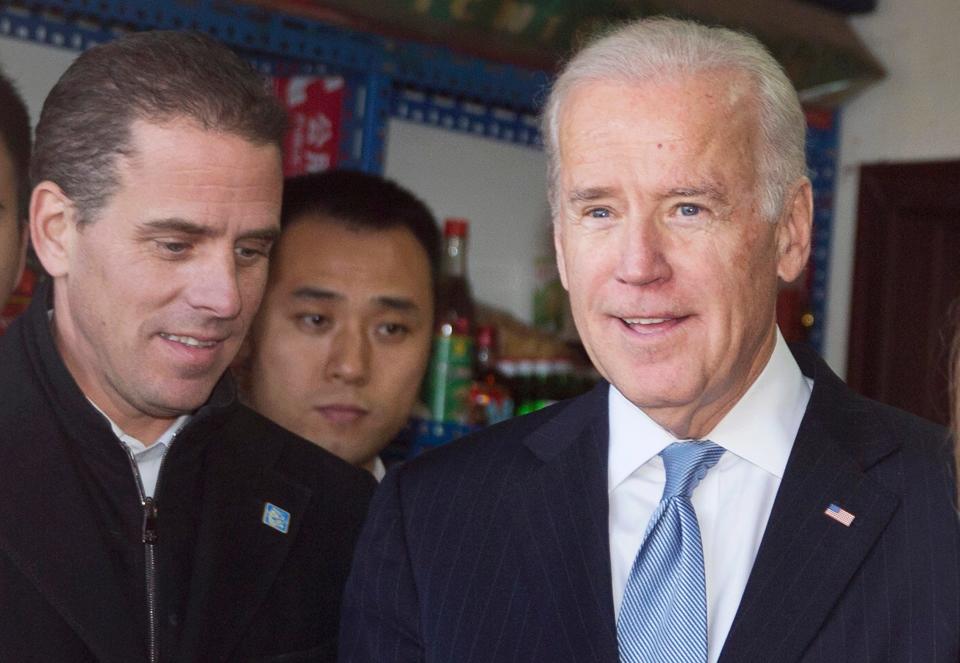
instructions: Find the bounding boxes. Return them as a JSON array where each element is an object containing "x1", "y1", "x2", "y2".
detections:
[{"x1": 340, "y1": 17, "x2": 959, "y2": 663}]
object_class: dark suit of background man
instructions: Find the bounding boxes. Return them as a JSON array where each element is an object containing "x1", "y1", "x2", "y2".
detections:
[
  {"x1": 340, "y1": 17, "x2": 959, "y2": 663},
  {"x1": 0, "y1": 31, "x2": 374, "y2": 662}
]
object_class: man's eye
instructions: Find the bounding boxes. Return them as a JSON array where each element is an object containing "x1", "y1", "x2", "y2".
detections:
[
  {"x1": 235, "y1": 246, "x2": 266, "y2": 261},
  {"x1": 377, "y1": 322, "x2": 409, "y2": 338},
  {"x1": 157, "y1": 241, "x2": 189, "y2": 254},
  {"x1": 678, "y1": 204, "x2": 701, "y2": 217},
  {"x1": 299, "y1": 314, "x2": 330, "y2": 330},
  {"x1": 587, "y1": 208, "x2": 611, "y2": 218}
]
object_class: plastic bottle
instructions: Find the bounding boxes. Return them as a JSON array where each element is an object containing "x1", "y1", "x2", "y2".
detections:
[{"x1": 423, "y1": 218, "x2": 476, "y2": 423}]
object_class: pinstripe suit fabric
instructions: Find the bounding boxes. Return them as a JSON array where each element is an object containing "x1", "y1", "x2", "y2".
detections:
[{"x1": 339, "y1": 345, "x2": 960, "y2": 663}]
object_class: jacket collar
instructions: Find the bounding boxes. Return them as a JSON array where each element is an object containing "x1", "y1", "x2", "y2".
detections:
[
  {"x1": 0, "y1": 279, "x2": 257, "y2": 661},
  {"x1": 718, "y1": 344, "x2": 901, "y2": 663},
  {"x1": 0, "y1": 279, "x2": 146, "y2": 661},
  {"x1": 508, "y1": 382, "x2": 621, "y2": 662},
  {"x1": 23, "y1": 278, "x2": 239, "y2": 450}
]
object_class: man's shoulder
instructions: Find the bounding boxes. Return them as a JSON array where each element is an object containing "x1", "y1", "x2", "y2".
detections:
[
  {"x1": 806, "y1": 358, "x2": 948, "y2": 450},
  {"x1": 214, "y1": 403, "x2": 376, "y2": 499},
  {"x1": 795, "y1": 342, "x2": 947, "y2": 445},
  {"x1": 394, "y1": 385, "x2": 606, "y2": 489},
  {"x1": 798, "y1": 349, "x2": 954, "y2": 506}
]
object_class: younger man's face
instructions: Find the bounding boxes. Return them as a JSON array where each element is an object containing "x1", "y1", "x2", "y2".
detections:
[
  {"x1": 0, "y1": 139, "x2": 26, "y2": 307},
  {"x1": 246, "y1": 216, "x2": 434, "y2": 470}
]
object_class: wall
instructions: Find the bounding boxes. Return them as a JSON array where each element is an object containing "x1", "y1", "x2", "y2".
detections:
[
  {"x1": 384, "y1": 120, "x2": 550, "y2": 323},
  {"x1": 0, "y1": 35, "x2": 76, "y2": 123},
  {"x1": 824, "y1": 0, "x2": 960, "y2": 374}
]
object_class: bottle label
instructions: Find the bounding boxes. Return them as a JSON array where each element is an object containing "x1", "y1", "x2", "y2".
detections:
[{"x1": 424, "y1": 333, "x2": 474, "y2": 423}]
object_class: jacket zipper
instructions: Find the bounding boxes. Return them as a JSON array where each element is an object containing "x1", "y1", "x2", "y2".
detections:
[
  {"x1": 121, "y1": 435, "x2": 177, "y2": 663},
  {"x1": 142, "y1": 495, "x2": 159, "y2": 663}
]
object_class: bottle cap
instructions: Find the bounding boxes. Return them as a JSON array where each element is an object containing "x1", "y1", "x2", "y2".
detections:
[{"x1": 444, "y1": 218, "x2": 469, "y2": 237}]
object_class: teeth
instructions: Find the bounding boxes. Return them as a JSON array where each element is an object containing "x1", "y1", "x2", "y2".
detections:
[
  {"x1": 623, "y1": 317, "x2": 670, "y2": 325},
  {"x1": 161, "y1": 333, "x2": 217, "y2": 348}
]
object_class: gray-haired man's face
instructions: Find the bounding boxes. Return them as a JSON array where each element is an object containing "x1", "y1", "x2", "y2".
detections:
[{"x1": 553, "y1": 71, "x2": 811, "y2": 439}]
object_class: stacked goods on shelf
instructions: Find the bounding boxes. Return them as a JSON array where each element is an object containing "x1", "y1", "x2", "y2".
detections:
[{"x1": 410, "y1": 219, "x2": 599, "y2": 458}]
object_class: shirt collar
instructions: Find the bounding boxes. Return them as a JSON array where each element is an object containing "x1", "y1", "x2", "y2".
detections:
[
  {"x1": 370, "y1": 456, "x2": 387, "y2": 482},
  {"x1": 608, "y1": 328, "x2": 811, "y2": 493},
  {"x1": 88, "y1": 397, "x2": 191, "y2": 457}
]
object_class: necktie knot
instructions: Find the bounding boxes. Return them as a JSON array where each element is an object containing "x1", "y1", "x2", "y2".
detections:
[
  {"x1": 618, "y1": 439, "x2": 725, "y2": 663},
  {"x1": 661, "y1": 440, "x2": 724, "y2": 500}
]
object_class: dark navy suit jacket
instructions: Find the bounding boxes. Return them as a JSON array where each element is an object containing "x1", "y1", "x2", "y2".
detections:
[{"x1": 339, "y1": 345, "x2": 960, "y2": 662}]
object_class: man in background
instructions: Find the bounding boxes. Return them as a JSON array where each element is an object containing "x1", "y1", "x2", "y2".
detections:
[
  {"x1": 0, "y1": 67, "x2": 30, "y2": 310},
  {"x1": 340, "y1": 17, "x2": 958, "y2": 663},
  {"x1": 240, "y1": 169, "x2": 439, "y2": 480},
  {"x1": 0, "y1": 31, "x2": 373, "y2": 662}
]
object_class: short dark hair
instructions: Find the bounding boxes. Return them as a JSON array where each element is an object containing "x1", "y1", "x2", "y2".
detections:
[
  {"x1": 0, "y1": 67, "x2": 31, "y2": 227},
  {"x1": 280, "y1": 170, "x2": 441, "y2": 289},
  {"x1": 31, "y1": 30, "x2": 287, "y2": 223}
]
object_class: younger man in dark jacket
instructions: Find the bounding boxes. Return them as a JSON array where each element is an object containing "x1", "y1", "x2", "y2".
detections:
[{"x1": 0, "y1": 31, "x2": 374, "y2": 662}]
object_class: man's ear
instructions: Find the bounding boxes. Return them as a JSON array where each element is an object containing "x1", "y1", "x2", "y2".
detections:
[
  {"x1": 775, "y1": 177, "x2": 813, "y2": 284},
  {"x1": 12, "y1": 218, "x2": 29, "y2": 288},
  {"x1": 30, "y1": 181, "x2": 78, "y2": 278}
]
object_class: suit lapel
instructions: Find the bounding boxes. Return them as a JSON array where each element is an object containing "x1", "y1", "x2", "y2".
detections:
[
  {"x1": 0, "y1": 432, "x2": 144, "y2": 663},
  {"x1": 509, "y1": 384, "x2": 620, "y2": 662},
  {"x1": 178, "y1": 432, "x2": 312, "y2": 661},
  {"x1": 719, "y1": 349, "x2": 900, "y2": 663}
]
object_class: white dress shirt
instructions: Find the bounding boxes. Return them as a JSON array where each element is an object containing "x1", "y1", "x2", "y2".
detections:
[
  {"x1": 370, "y1": 456, "x2": 387, "y2": 482},
  {"x1": 91, "y1": 402, "x2": 190, "y2": 498},
  {"x1": 608, "y1": 329, "x2": 812, "y2": 663}
]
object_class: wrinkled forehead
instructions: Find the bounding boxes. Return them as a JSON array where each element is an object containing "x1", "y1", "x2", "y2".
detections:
[
  {"x1": 559, "y1": 68, "x2": 758, "y2": 139},
  {"x1": 556, "y1": 72, "x2": 762, "y2": 182}
]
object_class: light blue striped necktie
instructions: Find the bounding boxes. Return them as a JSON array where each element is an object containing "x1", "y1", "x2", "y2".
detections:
[{"x1": 617, "y1": 440, "x2": 725, "y2": 663}]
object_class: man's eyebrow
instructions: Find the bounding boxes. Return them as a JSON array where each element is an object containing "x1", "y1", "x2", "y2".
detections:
[
  {"x1": 141, "y1": 218, "x2": 217, "y2": 237},
  {"x1": 665, "y1": 185, "x2": 728, "y2": 202},
  {"x1": 568, "y1": 187, "x2": 617, "y2": 203},
  {"x1": 291, "y1": 290, "x2": 421, "y2": 314},
  {"x1": 292, "y1": 286, "x2": 341, "y2": 301},
  {"x1": 140, "y1": 218, "x2": 279, "y2": 243},
  {"x1": 375, "y1": 296, "x2": 420, "y2": 312},
  {"x1": 239, "y1": 227, "x2": 281, "y2": 243}
]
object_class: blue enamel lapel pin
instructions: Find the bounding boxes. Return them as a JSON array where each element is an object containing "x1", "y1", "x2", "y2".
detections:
[{"x1": 262, "y1": 502, "x2": 291, "y2": 534}]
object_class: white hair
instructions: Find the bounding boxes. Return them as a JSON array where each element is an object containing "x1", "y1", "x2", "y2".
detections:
[{"x1": 542, "y1": 17, "x2": 807, "y2": 222}]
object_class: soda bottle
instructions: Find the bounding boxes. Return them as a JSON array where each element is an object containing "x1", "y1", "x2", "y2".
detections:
[
  {"x1": 423, "y1": 218, "x2": 476, "y2": 424},
  {"x1": 435, "y1": 218, "x2": 475, "y2": 332}
]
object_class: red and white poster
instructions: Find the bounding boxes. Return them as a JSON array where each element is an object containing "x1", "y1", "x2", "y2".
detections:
[{"x1": 273, "y1": 75, "x2": 345, "y2": 176}]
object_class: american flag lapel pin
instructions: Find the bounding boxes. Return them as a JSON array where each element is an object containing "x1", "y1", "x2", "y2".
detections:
[{"x1": 824, "y1": 502, "x2": 855, "y2": 527}]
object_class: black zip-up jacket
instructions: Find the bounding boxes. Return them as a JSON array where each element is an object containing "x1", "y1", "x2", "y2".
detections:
[{"x1": 0, "y1": 282, "x2": 376, "y2": 662}]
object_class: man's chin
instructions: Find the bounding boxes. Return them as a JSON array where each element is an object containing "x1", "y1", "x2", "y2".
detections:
[{"x1": 141, "y1": 380, "x2": 222, "y2": 417}]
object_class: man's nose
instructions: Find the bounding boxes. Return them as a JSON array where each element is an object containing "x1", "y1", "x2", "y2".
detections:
[
  {"x1": 325, "y1": 325, "x2": 370, "y2": 385},
  {"x1": 187, "y1": 251, "x2": 243, "y2": 320},
  {"x1": 615, "y1": 217, "x2": 673, "y2": 286}
]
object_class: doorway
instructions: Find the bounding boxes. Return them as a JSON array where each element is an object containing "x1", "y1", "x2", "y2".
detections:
[{"x1": 846, "y1": 160, "x2": 960, "y2": 425}]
